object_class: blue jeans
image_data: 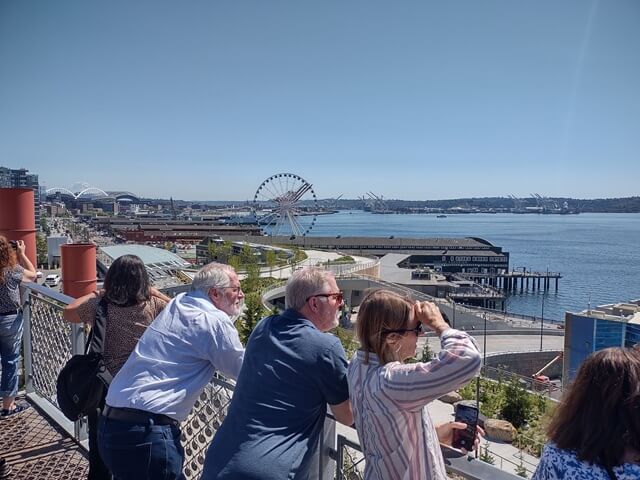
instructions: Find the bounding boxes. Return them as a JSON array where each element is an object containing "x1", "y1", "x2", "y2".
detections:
[
  {"x1": 0, "y1": 313, "x2": 22, "y2": 399},
  {"x1": 98, "y1": 415, "x2": 185, "y2": 480}
]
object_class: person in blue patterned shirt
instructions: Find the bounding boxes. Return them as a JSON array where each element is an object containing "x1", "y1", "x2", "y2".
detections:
[{"x1": 533, "y1": 347, "x2": 640, "y2": 480}]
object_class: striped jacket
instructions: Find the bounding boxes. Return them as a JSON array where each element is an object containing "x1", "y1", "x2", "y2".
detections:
[{"x1": 347, "y1": 329, "x2": 482, "y2": 480}]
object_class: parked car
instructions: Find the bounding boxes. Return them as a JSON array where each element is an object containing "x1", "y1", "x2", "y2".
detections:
[
  {"x1": 36, "y1": 271, "x2": 43, "y2": 278},
  {"x1": 44, "y1": 274, "x2": 61, "y2": 287}
]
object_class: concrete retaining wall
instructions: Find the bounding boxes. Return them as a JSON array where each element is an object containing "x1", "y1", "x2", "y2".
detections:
[{"x1": 485, "y1": 350, "x2": 563, "y2": 379}]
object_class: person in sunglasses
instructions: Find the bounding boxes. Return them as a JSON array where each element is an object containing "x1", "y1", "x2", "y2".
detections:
[
  {"x1": 348, "y1": 289, "x2": 482, "y2": 480},
  {"x1": 202, "y1": 267, "x2": 353, "y2": 480}
]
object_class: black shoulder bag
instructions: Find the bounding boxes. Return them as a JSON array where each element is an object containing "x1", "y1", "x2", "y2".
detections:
[{"x1": 56, "y1": 298, "x2": 113, "y2": 421}]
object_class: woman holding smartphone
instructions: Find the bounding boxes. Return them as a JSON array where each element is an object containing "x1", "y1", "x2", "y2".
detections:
[
  {"x1": 0, "y1": 237, "x2": 37, "y2": 418},
  {"x1": 348, "y1": 289, "x2": 482, "y2": 480}
]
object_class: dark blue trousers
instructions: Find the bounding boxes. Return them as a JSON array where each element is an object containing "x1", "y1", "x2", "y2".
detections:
[{"x1": 98, "y1": 415, "x2": 185, "y2": 480}]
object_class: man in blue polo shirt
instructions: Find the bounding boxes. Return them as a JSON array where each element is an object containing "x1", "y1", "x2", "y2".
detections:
[{"x1": 202, "y1": 267, "x2": 353, "y2": 480}]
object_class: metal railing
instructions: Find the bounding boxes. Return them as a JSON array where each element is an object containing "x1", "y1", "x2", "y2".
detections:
[
  {"x1": 461, "y1": 303, "x2": 564, "y2": 326},
  {"x1": 20, "y1": 282, "x2": 522, "y2": 480},
  {"x1": 22, "y1": 283, "x2": 87, "y2": 441},
  {"x1": 334, "y1": 433, "x2": 523, "y2": 480}
]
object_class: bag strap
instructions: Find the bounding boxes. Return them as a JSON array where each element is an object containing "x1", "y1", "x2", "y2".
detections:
[
  {"x1": 85, "y1": 298, "x2": 113, "y2": 385},
  {"x1": 85, "y1": 298, "x2": 109, "y2": 355}
]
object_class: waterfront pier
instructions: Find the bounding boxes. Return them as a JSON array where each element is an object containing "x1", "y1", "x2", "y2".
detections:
[{"x1": 463, "y1": 270, "x2": 562, "y2": 292}]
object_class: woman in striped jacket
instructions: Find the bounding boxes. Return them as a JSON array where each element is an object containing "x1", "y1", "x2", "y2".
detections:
[{"x1": 348, "y1": 290, "x2": 482, "y2": 480}]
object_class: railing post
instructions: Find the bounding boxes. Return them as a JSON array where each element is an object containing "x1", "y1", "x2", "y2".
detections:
[
  {"x1": 22, "y1": 286, "x2": 35, "y2": 394},
  {"x1": 336, "y1": 435, "x2": 344, "y2": 480},
  {"x1": 317, "y1": 415, "x2": 337, "y2": 480},
  {"x1": 71, "y1": 323, "x2": 89, "y2": 442},
  {"x1": 70, "y1": 323, "x2": 86, "y2": 356}
]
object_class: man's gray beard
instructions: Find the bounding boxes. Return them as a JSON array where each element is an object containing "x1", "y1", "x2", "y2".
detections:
[{"x1": 228, "y1": 299, "x2": 246, "y2": 321}]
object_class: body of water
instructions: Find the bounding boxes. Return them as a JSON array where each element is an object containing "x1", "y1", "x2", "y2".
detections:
[{"x1": 307, "y1": 211, "x2": 640, "y2": 321}]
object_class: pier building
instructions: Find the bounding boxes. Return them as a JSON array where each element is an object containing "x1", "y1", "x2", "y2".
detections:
[
  {"x1": 563, "y1": 299, "x2": 640, "y2": 381},
  {"x1": 217, "y1": 235, "x2": 510, "y2": 274},
  {"x1": 90, "y1": 217, "x2": 261, "y2": 243}
]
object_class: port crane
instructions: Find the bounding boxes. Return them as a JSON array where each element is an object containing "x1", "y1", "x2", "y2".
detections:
[
  {"x1": 365, "y1": 192, "x2": 390, "y2": 213},
  {"x1": 531, "y1": 352, "x2": 563, "y2": 390}
]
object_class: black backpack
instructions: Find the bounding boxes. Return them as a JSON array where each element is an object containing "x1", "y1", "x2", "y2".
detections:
[{"x1": 57, "y1": 298, "x2": 113, "y2": 421}]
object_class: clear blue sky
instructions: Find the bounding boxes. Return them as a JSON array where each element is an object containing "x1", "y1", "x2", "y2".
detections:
[{"x1": 1, "y1": 1, "x2": 638, "y2": 201}]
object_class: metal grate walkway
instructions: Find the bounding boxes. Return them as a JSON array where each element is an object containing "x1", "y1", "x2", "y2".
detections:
[{"x1": 0, "y1": 397, "x2": 88, "y2": 480}]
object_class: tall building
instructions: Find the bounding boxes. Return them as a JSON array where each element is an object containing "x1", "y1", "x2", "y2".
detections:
[
  {"x1": 563, "y1": 299, "x2": 640, "y2": 382},
  {"x1": 0, "y1": 167, "x2": 12, "y2": 187},
  {"x1": 0, "y1": 166, "x2": 41, "y2": 230}
]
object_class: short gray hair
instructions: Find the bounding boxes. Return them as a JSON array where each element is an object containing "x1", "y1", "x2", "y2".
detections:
[
  {"x1": 285, "y1": 267, "x2": 334, "y2": 311},
  {"x1": 191, "y1": 262, "x2": 236, "y2": 294}
]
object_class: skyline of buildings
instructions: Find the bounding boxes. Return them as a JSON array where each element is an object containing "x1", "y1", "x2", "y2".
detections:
[{"x1": 0, "y1": 166, "x2": 42, "y2": 230}]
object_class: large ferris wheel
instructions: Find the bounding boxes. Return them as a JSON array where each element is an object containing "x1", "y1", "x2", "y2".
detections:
[{"x1": 253, "y1": 173, "x2": 318, "y2": 237}]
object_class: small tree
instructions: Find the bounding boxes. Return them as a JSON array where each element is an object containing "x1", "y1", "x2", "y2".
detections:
[
  {"x1": 40, "y1": 215, "x2": 51, "y2": 235},
  {"x1": 233, "y1": 245, "x2": 266, "y2": 344},
  {"x1": 479, "y1": 441, "x2": 495, "y2": 465},
  {"x1": 515, "y1": 451, "x2": 529, "y2": 478},
  {"x1": 418, "y1": 340, "x2": 434, "y2": 362},
  {"x1": 207, "y1": 240, "x2": 221, "y2": 263},
  {"x1": 228, "y1": 255, "x2": 241, "y2": 272},
  {"x1": 265, "y1": 250, "x2": 277, "y2": 275},
  {"x1": 501, "y1": 378, "x2": 532, "y2": 428},
  {"x1": 235, "y1": 290, "x2": 265, "y2": 345},
  {"x1": 36, "y1": 234, "x2": 48, "y2": 267},
  {"x1": 240, "y1": 243, "x2": 253, "y2": 265}
]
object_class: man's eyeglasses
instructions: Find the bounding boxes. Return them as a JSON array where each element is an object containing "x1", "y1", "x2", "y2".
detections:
[
  {"x1": 382, "y1": 324, "x2": 423, "y2": 336},
  {"x1": 218, "y1": 286, "x2": 242, "y2": 294},
  {"x1": 306, "y1": 292, "x2": 344, "y2": 304}
]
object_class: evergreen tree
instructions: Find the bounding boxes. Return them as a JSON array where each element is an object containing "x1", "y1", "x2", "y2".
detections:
[{"x1": 501, "y1": 378, "x2": 531, "y2": 428}]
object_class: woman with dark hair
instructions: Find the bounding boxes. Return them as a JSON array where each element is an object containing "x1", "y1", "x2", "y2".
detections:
[
  {"x1": 532, "y1": 347, "x2": 640, "y2": 480},
  {"x1": 348, "y1": 289, "x2": 482, "y2": 480},
  {"x1": 0, "y1": 236, "x2": 37, "y2": 418},
  {"x1": 64, "y1": 254, "x2": 170, "y2": 480}
]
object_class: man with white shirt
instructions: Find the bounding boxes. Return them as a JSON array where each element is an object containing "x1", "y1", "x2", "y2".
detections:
[{"x1": 98, "y1": 262, "x2": 245, "y2": 480}]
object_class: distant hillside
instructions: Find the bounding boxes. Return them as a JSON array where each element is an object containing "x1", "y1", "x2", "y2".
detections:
[{"x1": 330, "y1": 196, "x2": 640, "y2": 213}]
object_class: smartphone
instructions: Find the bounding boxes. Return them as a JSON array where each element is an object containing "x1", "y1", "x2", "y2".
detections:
[
  {"x1": 452, "y1": 403, "x2": 478, "y2": 450},
  {"x1": 9, "y1": 240, "x2": 18, "y2": 250}
]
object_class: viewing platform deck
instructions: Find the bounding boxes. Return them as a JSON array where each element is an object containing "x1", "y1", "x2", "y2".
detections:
[
  {"x1": 2, "y1": 282, "x2": 531, "y2": 480},
  {"x1": 0, "y1": 397, "x2": 89, "y2": 479}
]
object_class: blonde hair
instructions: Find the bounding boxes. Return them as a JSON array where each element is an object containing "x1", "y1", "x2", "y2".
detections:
[{"x1": 355, "y1": 289, "x2": 413, "y2": 364}]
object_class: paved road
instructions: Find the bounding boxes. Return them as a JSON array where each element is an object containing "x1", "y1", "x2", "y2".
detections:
[{"x1": 419, "y1": 334, "x2": 563, "y2": 356}]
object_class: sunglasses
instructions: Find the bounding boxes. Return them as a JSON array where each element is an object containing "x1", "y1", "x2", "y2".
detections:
[
  {"x1": 382, "y1": 323, "x2": 423, "y2": 336},
  {"x1": 306, "y1": 292, "x2": 344, "y2": 304}
]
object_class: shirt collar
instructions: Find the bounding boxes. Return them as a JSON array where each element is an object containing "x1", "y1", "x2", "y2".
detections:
[
  {"x1": 356, "y1": 350, "x2": 381, "y2": 365},
  {"x1": 280, "y1": 308, "x2": 318, "y2": 330},
  {"x1": 180, "y1": 290, "x2": 228, "y2": 319}
]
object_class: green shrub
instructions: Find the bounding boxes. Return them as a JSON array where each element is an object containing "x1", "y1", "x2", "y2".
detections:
[
  {"x1": 500, "y1": 379, "x2": 532, "y2": 428},
  {"x1": 332, "y1": 326, "x2": 360, "y2": 359}
]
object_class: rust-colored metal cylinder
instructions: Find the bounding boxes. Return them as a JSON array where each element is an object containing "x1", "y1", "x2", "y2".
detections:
[
  {"x1": 60, "y1": 243, "x2": 97, "y2": 298},
  {"x1": 0, "y1": 188, "x2": 37, "y2": 266}
]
